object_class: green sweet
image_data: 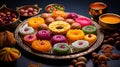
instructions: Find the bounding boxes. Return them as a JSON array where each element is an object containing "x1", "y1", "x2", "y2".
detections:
[
  {"x1": 82, "y1": 25, "x2": 97, "y2": 35},
  {"x1": 53, "y1": 43, "x2": 70, "y2": 54}
]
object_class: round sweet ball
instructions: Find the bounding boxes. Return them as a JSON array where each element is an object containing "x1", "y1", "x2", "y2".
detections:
[
  {"x1": 65, "y1": 19, "x2": 75, "y2": 25},
  {"x1": 45, "y1": 17, "x2": 55, "y2": 25},
  {"x1": 37, "y1": 24, "x2": 48, "y2": 30},
  {"x1": 71, "y1": 23, "x2": 81, "y2": 29},
  {"x1": 55, "y1": 16, "x2": 64, "y2": 21},
  {"x1": 41, "y1": 13, "x2": 52, "y2": 18}
]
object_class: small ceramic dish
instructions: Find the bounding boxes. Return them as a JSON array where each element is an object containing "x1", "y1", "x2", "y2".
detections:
[
  {"x1": 45, "y1": 4, "x2": 65, "y2": 13},
  {"x1": 99, "y1": 13, "x2": 120, "y2": 30},
  {"x1": 16, "y1": 4, "x2": 42, "y2": 19},
  {"x1": 0, "y1": 5, "x2": 20, "y2": 31}
]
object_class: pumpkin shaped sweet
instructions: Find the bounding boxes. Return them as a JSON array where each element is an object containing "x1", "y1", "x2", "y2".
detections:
[
  {"x1": 31, "y1": 40, "x2": 52, "y2": 52},
  {"x1": 28, "y1": 17, "x2": 45, "y2": 29},
  {"x1": 0, "y1": 47, "x2": 21, "y2": 62}
]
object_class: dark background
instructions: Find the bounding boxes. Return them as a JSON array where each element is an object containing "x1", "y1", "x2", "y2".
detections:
[{"x1": 0, "y1": 0, "x2": 120, "y2": 67}]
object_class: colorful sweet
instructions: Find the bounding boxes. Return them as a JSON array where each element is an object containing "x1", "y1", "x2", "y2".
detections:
[
  {"x1": 84, "y1": 34, "x2": 97, "y2": 45},
  {"x1": 82, "y1": 25, "x2": 97, "y2": 34},
  {"x1": 55, "y1": 16, "x2": 64, "y2": 21},
  {"x1": 71, "y1": 23, "x2": 81, "y2": 29},
  {"x1": 53, "y1": 43, "x2": 70, "y2": 54},
  {"x1": 23, "y1": 34, "x2": 36, "y2": 44},
  {"x1": 66, "y1": 29, "x2": 85, "y2": 43},
  {"x1": 52, "y1": 10, "x2": 67, "y2": 18},
  {"x1": 37, "y1": 24, "x2": 48, "y2": 30},
  {"x1": 0, "y1": 31, "x2": 16, "y2": 48},
  {"x1": 0, "y1": 47, "x2": 21, "y2": 62},
  {"x1": 5, "y1": 31, "x2": 16, "y2": 46},
  {"x1": 40, "y1": 13, "x2": 52, "y2": 19},
  {"x1": 45, "y1": 17, "x2": 55, "y2": 25},
  {"x1": 67, "y1": 12, "x2": 79, "y2": 20},
  {"x1": 75, "y1": 17, "x2": 92, "y2": 27},
  {"x1": 48, "y1": 21, "x2": 71, "y2": 34},
  {"x1": 36, "y1": 30, "x2": 51, "y2": 40},
  {"x1": 19, "y1": 24, "x2": 35, "y2": 35},
  {"x1": 65, "y1": 19, "x2": 75, "y2": 25},
  {"x1": 28, "y1": 17, "x2": 45, "y2": 29},
  {"x1": 50, "y1": 35, "x2": 67, "y2": 45},
  {"x1": 71, "y1": 40, "x2": 89, "y2": 51},
  {"x1": 31, "y1": 40, "x2": 52, "y2": 52}
]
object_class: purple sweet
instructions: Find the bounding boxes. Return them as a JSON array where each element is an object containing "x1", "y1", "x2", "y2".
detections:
[
  {"x1": 36, "y1": 30, "x2": 51, "y2": 40},
  {"x1": 67, "y1": 12, "x2": 79, "y2": 20},
  {"x1": 50, "y1": 35, "x2": 67, "y2": 45}
]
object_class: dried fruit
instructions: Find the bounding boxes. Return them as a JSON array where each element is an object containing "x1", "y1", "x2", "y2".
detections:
[{"x1": 110, "y1": 54, "x2": 120, "y2": 60}]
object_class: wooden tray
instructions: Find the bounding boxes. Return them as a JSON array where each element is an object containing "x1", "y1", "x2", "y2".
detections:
[{"x1": 15, "y1": 14, "x2": 104, "y2": 59}]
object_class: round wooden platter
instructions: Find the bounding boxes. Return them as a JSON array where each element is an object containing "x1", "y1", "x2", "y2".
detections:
[{"x1": 15, "y1": 14, "x2": 104, "y2": 59}]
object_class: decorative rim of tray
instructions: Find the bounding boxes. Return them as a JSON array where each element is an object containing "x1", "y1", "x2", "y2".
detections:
[{"x1": 15, "y1": 14, "x2": 104, "y2": 59}]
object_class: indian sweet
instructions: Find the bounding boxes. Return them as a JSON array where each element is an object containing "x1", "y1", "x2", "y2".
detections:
[
  {"x1": 75, "y1": 17, "x2": 92, "y2": 27},
  {"x1": 28, "y1": 17, "x2": 45, "y2": 29},
  {"x1": 84, "y1": 34, "x2": 97, "y2": 45},
  {"x1": 67, "y1": 12, "x2": 79, "y2": 20},
  {"x1": 0, "y1": 47, "x2": 21, "y2": 62},
  {"x1": 36, "y1": 30, "x2": 51, "y2": 40},
  {"x1": 66, "y1": 29, "x2": 85, "y2": 43},
  {"x1": 71, "y1": 23, "x2": 81, "y2": 29},
  {"x1": 82, "y1": 25, "x2": 97, "y2": 34},
  {"x1": 65, "y1": 19, "x2": 75, "y2": 25},
  {"x1": 48, "y1": 21, "x2": 71, "y2": 34},
  {"x1": 19, "y1": 24, "x2": 35, "y2": 35},
  {"x1": 71, "y1": 40, "x2": 89, "y2": 51},
  {"x1": 52, "y1": 43, "x2": 70, "y2": 54},
  {"x1": 50, "y1": 35, "x2": 67, "y2": 45},
  {"x1": 52, "y1": 10, "x2": 67, "y2": 18},
  {"x1": 23, "y1": 34, "x2": 36, "y2": 44},
  {"x1": 31, "y1": 40, "x2": 52, "y2": 52},
  {"x1": 40, "y1": 13, "x2": 52, "y2": 19},
  {"x1": 0, "y1": 30, "x2": 16, "y2": 48},
  {"x1": 45, "y1": 17, "x2": 55, "y2": 25}
]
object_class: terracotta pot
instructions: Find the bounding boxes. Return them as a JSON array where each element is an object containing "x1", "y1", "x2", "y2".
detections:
[{"x1": 98, "y1": 13, "x2": 120, "y2": 30}]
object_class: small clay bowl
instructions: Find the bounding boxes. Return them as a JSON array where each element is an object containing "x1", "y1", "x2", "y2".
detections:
[
  {"x1": 45, "y1": 4, "x2": 65, "y2": 13},
  {"x1": 0, "y1": 5, "x2": 20, "y2": 31},
  {"x1": 99, "y1": 13, "x2": 120, "y2": 30},
  {"x1": 16, "y1": 5, "x2": 42, "y2": 20}
]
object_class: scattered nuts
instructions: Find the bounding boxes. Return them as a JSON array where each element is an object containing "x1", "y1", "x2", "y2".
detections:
[
  {"x1": 77, "y1": 57, "x2": 87, "y2": 63},
  {"x1": 110, "y1": 54, "x2": 120, "y2": 60}
]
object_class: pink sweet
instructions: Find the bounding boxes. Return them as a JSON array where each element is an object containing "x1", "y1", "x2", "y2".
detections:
[{"x1": 75, "y1": 17, "x2": 92, "y2": 27}]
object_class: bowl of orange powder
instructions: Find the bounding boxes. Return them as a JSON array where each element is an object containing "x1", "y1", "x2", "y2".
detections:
[{"x1": 99, "y1": 13, "x2": 120, "y2": 30}]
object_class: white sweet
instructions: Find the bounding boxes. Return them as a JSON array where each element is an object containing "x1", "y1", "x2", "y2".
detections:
[
  {"x1": 72, "y1": 40, "x2": 89, "y2": 51},
  {"x1": 19, "y1": 24, "x2": 35, "y2": 35}
]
